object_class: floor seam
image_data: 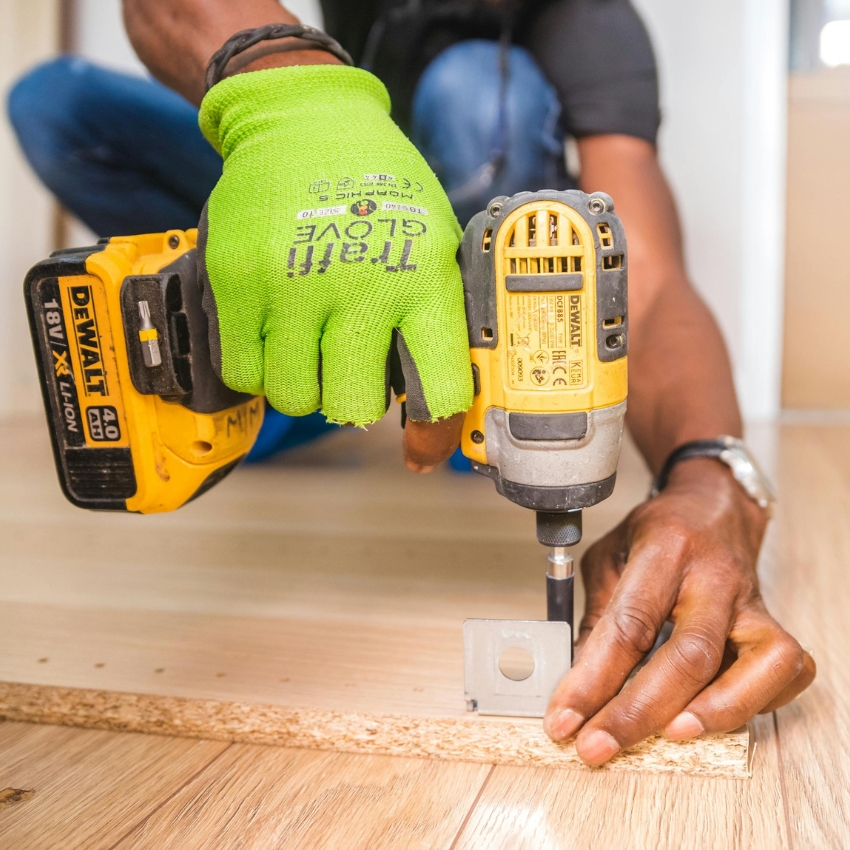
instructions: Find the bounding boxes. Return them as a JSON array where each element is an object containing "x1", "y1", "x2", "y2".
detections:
[
  {"x1": 773, "y1": 712, "x2": 795, "y2": 850},
  {"x1": 106, "y1": 741, "x2": 235, "y2": 850},
  {"x1": 446, "y1": 764, "x2": 496, "y2": 850}
]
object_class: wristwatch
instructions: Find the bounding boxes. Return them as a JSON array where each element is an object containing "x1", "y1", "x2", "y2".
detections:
[{"x1": 651, "y1": 436, "x2": 777, "y2": 518}]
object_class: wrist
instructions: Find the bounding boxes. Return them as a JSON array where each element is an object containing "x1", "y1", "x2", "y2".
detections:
[
  {"x1": 204, "y1": 23, "x2": 353, "y2": 95},
  {"x1": 666, "y1": 457, "x2": 769, "y2": 532},
  {"x1": 226, "y1": 43, "x2": 344, "y2": 77}
]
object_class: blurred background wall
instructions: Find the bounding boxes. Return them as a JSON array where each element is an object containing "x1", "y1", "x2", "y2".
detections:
[
  {"x1": 634, "y1": 0, "x2": 789, "y2": 422},
  {"x1": 784, "y1": 0, "x2": 850, "y2": 409},
  {"x1": 0, "y1": 1, "x2": 60, "y2": 418},
  {"x1": 0, "y1": 0, "x2": 846, "y2": 421}
]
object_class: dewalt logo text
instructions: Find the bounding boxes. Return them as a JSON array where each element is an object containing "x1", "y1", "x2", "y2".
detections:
[
  {"x1": 69, "y1": 286, "x2": 108, "y2": 396},
  {"x1": 569, "y1": 295, "x2": 582, "y2": 348}
]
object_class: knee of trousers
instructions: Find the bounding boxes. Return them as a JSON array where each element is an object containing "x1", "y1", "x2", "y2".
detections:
[
  {"x1": 411, "y1": 40, "x2": 561, "y2": 155},
  {"x1": 7, "y1": 55, "x2": 101, "y2": 185}
]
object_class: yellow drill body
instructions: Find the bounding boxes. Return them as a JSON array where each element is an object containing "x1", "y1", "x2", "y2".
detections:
[{"x1": 458, "y1": 190, "x2": 628, "y2": 547}]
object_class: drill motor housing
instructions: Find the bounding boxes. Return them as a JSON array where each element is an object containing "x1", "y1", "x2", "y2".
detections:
[{"x1": 458, "y1": 191, "x2": 628, "y2": 545}]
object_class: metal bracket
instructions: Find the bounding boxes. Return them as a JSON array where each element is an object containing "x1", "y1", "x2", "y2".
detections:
[{"x1": 463, "y1": 619, "x2": 572, "y2": 717}]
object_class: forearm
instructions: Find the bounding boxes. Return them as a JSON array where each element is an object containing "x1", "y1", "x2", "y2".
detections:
[
  {"x1": 627, "y1": 280, "x2": 742, "y2": 473},
  {"x1": 577, "y1": 135, "x2": 741, "y2": 473},
  {"x1": 123, "y1": 0, "x2": 339, "y2": 105}
]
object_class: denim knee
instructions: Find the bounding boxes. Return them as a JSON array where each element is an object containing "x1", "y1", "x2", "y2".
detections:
[
  {"x1": 7, "y1": 56, "x2": 100, "y2": 188},
  {"x1": 411, "y1": 40, "x2": 565, "y2": 222},
  {"x1": 413, "y1": 41, "x2": 558, "y2": 143}
]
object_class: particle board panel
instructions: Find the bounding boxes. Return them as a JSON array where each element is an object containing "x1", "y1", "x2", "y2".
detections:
[
  {"x1": 0, "y1": 682, "x2": 751, "y2": 778},
  {"x1": 115, "y1": 745, "x2": 491, "y2": 850},
  {"x1": 0, "y1": 416, "x2": 750, "y2": 775},
  {"x1": 765, "y1": 426, "x2": 850, "y2": 847},
  {"x1": 0, "y1": 720, "x2": 229, "y2": 849}
]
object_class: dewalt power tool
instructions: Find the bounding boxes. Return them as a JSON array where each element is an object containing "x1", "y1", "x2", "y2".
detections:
[
  {"x1": 25, "y1": 230, "x2": 263, "y2": 513},
  {"x1": 458, "y1": 189, "x2": 627, "y2": 716},
  {"x1": 26, "y1": 191, "x2": 625, "y2": 715}
]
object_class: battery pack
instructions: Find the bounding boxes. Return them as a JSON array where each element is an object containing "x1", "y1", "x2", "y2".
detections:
[{"x1": 25, "y1": 231, "x2": 263, "y2": 513}]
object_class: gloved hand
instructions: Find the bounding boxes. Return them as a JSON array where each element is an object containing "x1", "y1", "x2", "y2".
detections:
[{"x1": 197, "y1": 64, "x2": 473, "y2": 427}]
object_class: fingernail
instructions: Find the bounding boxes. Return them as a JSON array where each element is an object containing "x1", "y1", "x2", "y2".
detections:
[
  {"x1": 576, "y1": 730, "x2": 620, "y2": 765},
  {"x1": 664, "y1": 711, "x2": 704, "y2": 740},
  {"x1": 544, "y1": 708, "x2": 584, "y2": 741}
]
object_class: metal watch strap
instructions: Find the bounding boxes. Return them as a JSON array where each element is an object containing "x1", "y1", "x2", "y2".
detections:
[
  {"x1": 650, "y1": 439, "x2": 730, "y2": 497},
  {"x1": 205, "y1": 24, "x2": 355, "y2": 94}
]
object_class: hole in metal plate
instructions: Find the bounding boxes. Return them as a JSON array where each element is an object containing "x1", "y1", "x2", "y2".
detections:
[{"x1": 498, "y1": 646, "x2": 535, "y2": 681}]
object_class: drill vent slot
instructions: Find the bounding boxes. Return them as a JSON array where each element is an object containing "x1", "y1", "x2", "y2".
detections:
[
  {"x1": 597, "y1": 223, "x2": 614, "y2": 249},
  {"x1": 482, "y1": 228, "x2": 492, "y2": 252},
  {"x1": 602, "y1": 254, "x2": 623, "y2": 270},
  {"x1": 503, "y1": 207, "x2": 586, "y2": 291},
  {"x1": 602, "y1": 316, "x2": 624, "y2": 329},
  {"x1": 508, "y1": 257, "x2": 581, "y2": 276}
]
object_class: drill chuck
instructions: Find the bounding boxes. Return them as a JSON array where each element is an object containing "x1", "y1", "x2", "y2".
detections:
[{"x1": 536, "y1": 509, "x2": 582, "y2": 547}]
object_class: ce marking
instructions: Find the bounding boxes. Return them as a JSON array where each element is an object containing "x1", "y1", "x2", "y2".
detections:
[{"x1": 552, "y1": 364, "x2": 568, "y2": 387}]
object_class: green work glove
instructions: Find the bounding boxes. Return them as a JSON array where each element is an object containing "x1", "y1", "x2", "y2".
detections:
[{"x1": 197, "y1": 65, "x2": 473, "y2": 426}]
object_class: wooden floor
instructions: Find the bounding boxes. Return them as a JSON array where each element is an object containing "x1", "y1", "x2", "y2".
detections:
[{"x1": 0, "y1": 414, "x2": 848, "y2": 848}]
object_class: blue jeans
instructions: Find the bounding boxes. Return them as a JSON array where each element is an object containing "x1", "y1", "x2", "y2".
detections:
[{"x1": 8, "y1": 42, "x2": 566, "y2": 463}]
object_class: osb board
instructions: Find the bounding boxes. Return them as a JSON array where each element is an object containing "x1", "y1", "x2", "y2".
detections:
[{"x1": 0, "y1": 415, "x2": 749, "y2": 775}]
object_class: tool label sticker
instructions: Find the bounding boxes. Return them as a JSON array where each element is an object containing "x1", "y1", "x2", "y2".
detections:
[
  {"x1": 506, "y1": 292, "x2": 586, "y2": 391},
  {"x1": 58, "y1": 275, "x2": 130, "y2": 449},
  {"x1": 38, "y1": 278, "x2": 85, "y2": 448},
  {"x1": 68, "y1": 285, "x2": 108, "y2": 397},
  {"x1": 86, "y1": 405, "x2": 122, "y2": 442}
]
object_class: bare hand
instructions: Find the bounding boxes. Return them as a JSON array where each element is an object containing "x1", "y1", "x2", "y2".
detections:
[{"x1": 543, "y1": 458, "x2": 816, "y2": 765}]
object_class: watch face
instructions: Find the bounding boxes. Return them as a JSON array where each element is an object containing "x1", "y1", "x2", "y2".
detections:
[{"x1": 719, "y1": 443, "x2": 776, "y2": 514}]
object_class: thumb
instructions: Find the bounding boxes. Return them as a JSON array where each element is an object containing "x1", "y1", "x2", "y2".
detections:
[{"x1": 397, "y1": 288, "x2": 472, "y2": 422}]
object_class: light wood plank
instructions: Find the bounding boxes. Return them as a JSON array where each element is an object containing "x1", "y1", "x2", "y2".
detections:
[
  {"x1": 117, "y1": 745, "x2": 490, "y2": 850},
  {"x1": 765, "y1": 425, "x2": 850, "y2": 847},
  {"x1": 0, "y1": 416, "x2": 748, "y2": 775},
  {"x1": 0, "y1": 720, "x2": 229, "y2": 849},
  {"x1": 451, "y1": 714, "x2": 783, "y2": 850}
]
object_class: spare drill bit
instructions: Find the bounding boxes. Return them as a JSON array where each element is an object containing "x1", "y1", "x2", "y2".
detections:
[{"x1": 138, "y1": 300, "x2": 162, "y2": 368}]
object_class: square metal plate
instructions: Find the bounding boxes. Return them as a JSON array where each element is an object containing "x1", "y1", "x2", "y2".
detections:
[{"x1": 463, "y1": 619, "x2": 572, "y2": 717}]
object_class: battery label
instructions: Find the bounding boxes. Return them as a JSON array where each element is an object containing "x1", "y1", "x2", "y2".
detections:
[
  {"x1": 58, "y1": 275, "x2": 131, "y2": 448},
  {"x1": 506, "y1": 292, "x2": 587, "y2": 390},
  {"x1": 87, "y1": 405, "x2": 122, "y2": 441},
  {"x1": 38, "y1": 278, "x2": 85, "y2": 448}
]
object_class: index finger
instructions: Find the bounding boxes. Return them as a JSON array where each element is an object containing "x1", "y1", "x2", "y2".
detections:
[{"x1": 543, "y1": 536, "x2": 684, "y2": 741}]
